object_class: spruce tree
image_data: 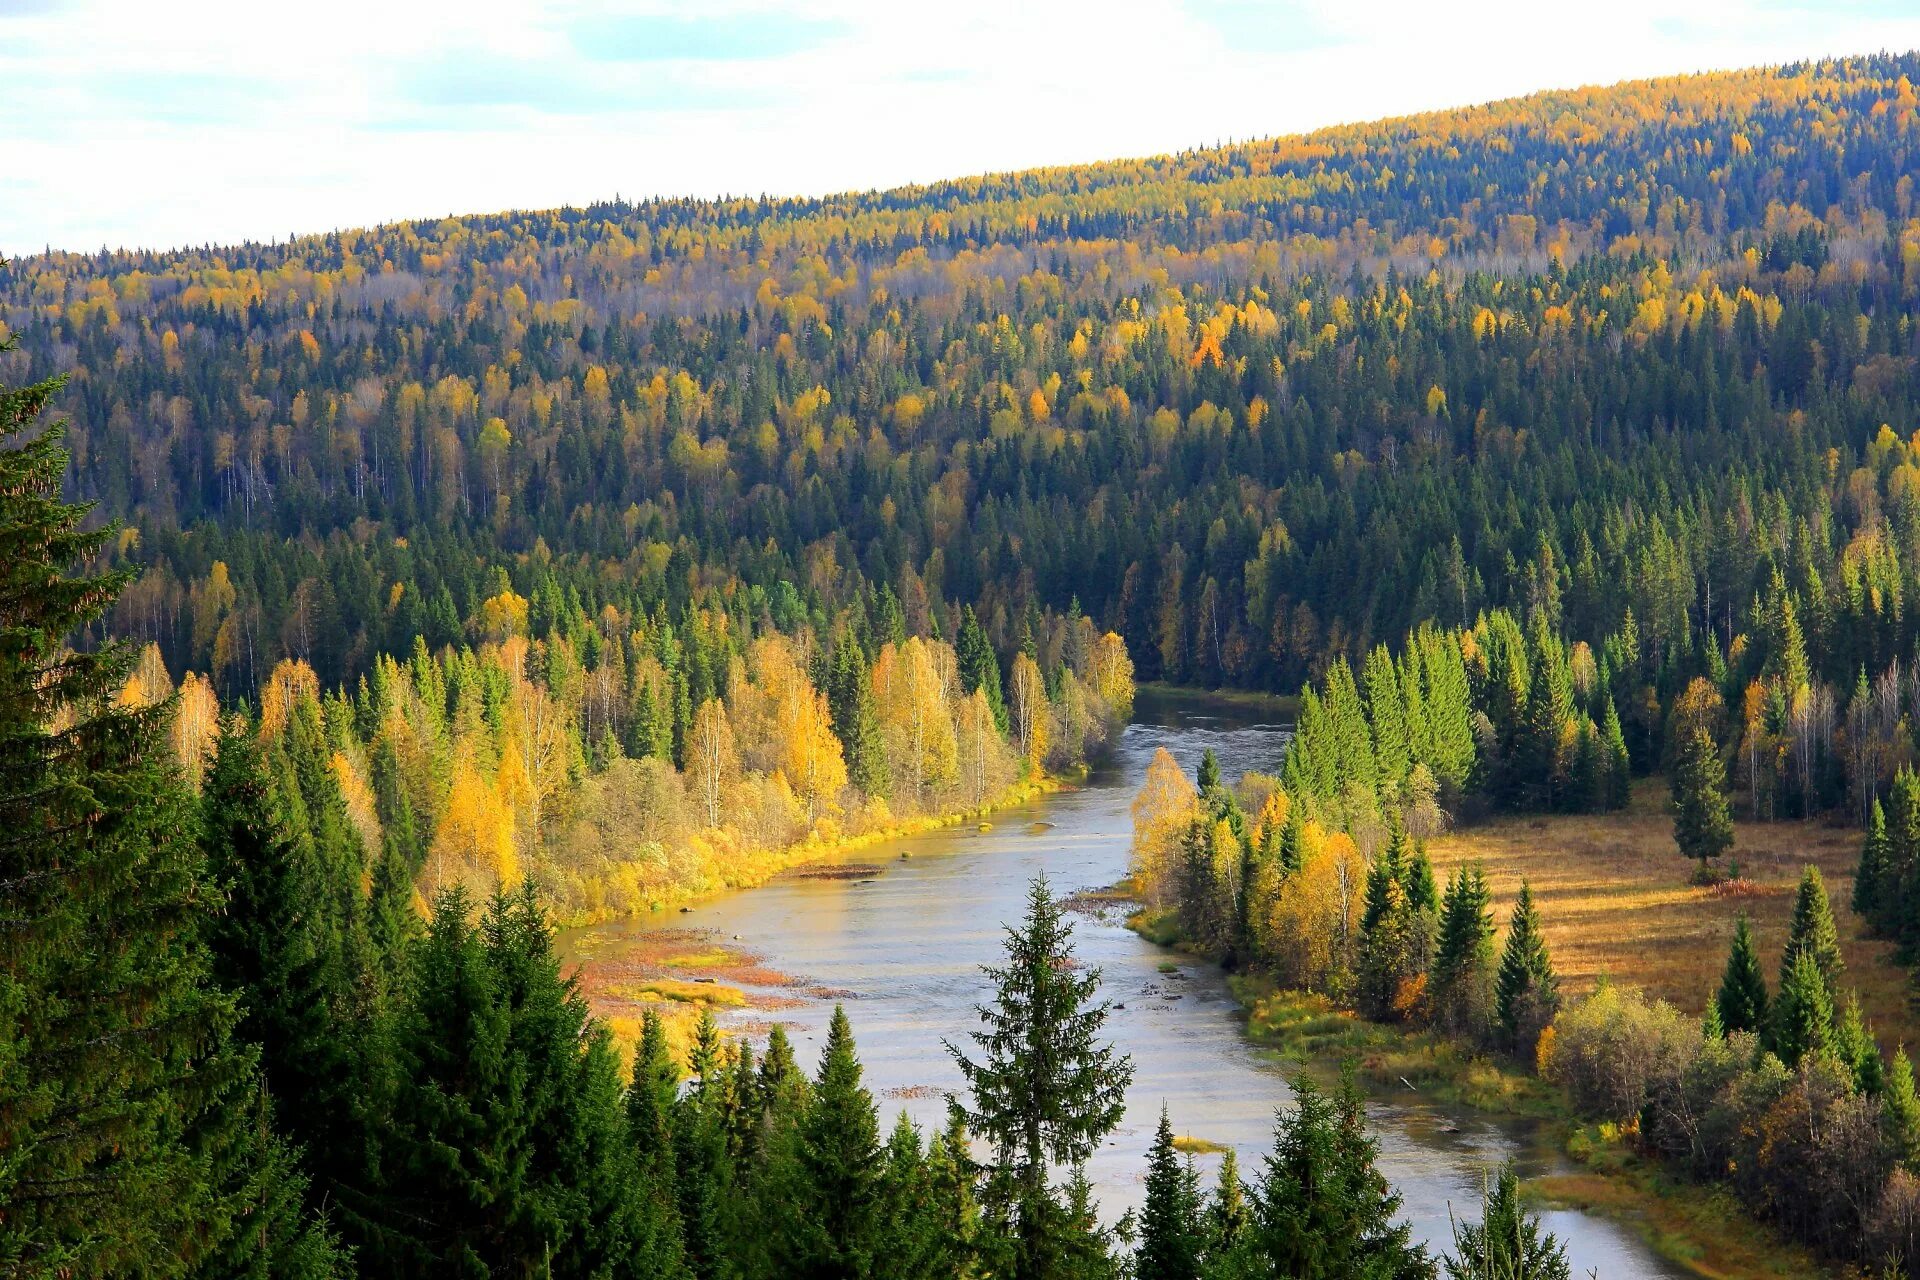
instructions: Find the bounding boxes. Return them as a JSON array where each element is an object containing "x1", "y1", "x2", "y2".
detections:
[
  {"x1": 1136, "y1": 1107, "x2": 1204, "y2": 1280},
  {"x1": 1494, "y1": 883, "x2": 1559, "y2": 1056},
  {"x1": 1206, "y1": 1147, "x2": 1248, "y2": 1258},
  {"x1": 828, "y1": 640, "x2": 888, "y2": 796},
  {"x1": 1601, "y1": 698, "x2": 1632, "y2": 810},
  {"x1": 956, "y1": 606, "x2": 1009, "y2": 733},
  {"x1": 1856, "y1": 799, "x2": 1890, "y2": 920},
  {"x1": 1834, "y1": 991, "x2": 1885, "y2": 1094},
  {"x1": 1670, "y1": 726, "x2": 1733, "y2": 874},
  {"x1": 948, "y1": 874, "x2": 1133, "y2": 1280},
  {"x1": 1197, "y1": 747, "x2": 1223, "y2": 797},
  {"x1": 1431, "y1": 866, "x2": 1498, "y2": 1040},
  {"x1": 1770, "y1": 947, "x2": 1835, "y2": 1068},
  {"x1": 1779, "y1": 864, "x2": 1843, "y2": 1006},
  {"x1": 1223, "y1": 1073, "x2": 1428, "y2": 1280},
  {"x1": 783, "y1": 1005, "x2": 883, "y2": 1278},
  {"x1": 1442, "y1": 1163, "x2": 1570, "y2": 1280},
  {"x1": 1715, "y1": 914, "x2": 1769, "y2": 1037},
  {"x1": 0, "y1": 355, "x2": 278, "y2": 1275},
  {"x1": 1884, "y1": 1048, "x2": 1920, "y2": 1170}
]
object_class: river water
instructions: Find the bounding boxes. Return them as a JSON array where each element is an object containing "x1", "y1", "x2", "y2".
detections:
[{"x1": 562, "y1": 690, "x2": 1688, "y2": 1278}]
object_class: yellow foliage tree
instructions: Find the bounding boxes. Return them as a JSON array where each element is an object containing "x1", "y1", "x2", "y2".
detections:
[{"x1": 1130, "y1": 746, "x2": 1199, "y2": 908}]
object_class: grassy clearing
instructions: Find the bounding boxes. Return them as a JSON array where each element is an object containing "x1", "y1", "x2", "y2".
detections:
[
  {"x1": 1428, "y1": 777, "x2": 1913, "y2": 1050},
  {"x1": 606, "y1": 977, "x2": 749, "y2": 1007}
]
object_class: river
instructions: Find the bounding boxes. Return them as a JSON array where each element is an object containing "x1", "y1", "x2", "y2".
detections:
[{"x1": 561, "y1": 689, "x2": 1690, "y2": 1278}]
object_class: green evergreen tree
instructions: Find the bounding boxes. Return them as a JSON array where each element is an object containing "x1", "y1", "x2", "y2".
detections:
[
  {"x1": 1601, "y1": 699, "x2": 1632, "y2": 810},
  {"x1": 1883, "y1": 1047, "x2": 1920, "y2": 1170},
  {"x1": 948, "y1": 874, "x2": 1133, "y2": 1280},
  {"x1": 1431, "y1": 866, "x2": 1498, "y2": 1040},
  {"x1": 1671, "y1": 726, "x2": 1733, "y2": 873},
  {"x1": 0, "y1": 355, "x2": 286, "y2": 1277},
  {"x1": 1771, "y1": 947, "x2": 1835, "y2": 1068},
  {"x1": 828, "y1": 640, "x2": 888, "y2": 796},
  {"x1": 1197, "y1": 748, "x2": 1223, "y2": 797},
  {"x1": 957, "y1": 606, "x2": 1009, "y2": 734},
  {"x1": 1856, "y1": 799, "x2": 1890, "y2": 921},
  {"x1": 1715, "y1": 914, "x2": 1769, "y2": 1037},
  {"x1": 1833, "y1": 990, "x2": 1885, "y2": 1094},
  {"x1": 1135, "y1": 1107, "x2": 1204, "y2": 1280},
  {"x1": 1442, "y1": 1163, "x2": 1569, "y2": 1280},
  {"x1": 1221, "y1": 1073, "x2": 1428, "y2": 1280},
  {"x1": 783, "y1": 1005, "x2": 883, "y2": 1279},
  {"x1": 1494, "y1": 883, "x2": 1559, "y2": 1056},
  {"x1": 1206, "y1": 1147, "x2": 1249, "y2": 1258},
  {"x1": 1779, "y1": 865, "x2": 1844, "y2": 1005}
]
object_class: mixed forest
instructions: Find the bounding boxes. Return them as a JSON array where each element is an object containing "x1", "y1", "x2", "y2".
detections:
[{"x1": 13, "y1": 47, "x2": 1920, "y2": 1279}]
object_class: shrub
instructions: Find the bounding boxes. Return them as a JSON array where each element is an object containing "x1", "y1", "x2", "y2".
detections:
[{"x1": 1544, "y1": 983, "x2": 1699, "y2": 1125}]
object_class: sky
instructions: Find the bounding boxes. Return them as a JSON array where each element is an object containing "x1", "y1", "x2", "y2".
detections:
[{"x1": 5, "y1": 0, "x2": 1920, "y2": 256}]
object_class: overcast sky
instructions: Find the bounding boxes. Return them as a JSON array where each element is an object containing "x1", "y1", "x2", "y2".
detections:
[{"x1": 5, "y1": 0, "x2": 1920, "y2": 256}]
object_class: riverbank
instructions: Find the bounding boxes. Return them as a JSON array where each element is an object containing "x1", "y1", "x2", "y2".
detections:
[
  {"x1": 1135, "y1": 681, "x2": 1300, "y2": 719},
  {"x1": 547, "y1": 770, "x2": 1071, "y2": 928},
  {"x1": 1129, "y1": 907, "x2": 1829, "y2": 1280}
]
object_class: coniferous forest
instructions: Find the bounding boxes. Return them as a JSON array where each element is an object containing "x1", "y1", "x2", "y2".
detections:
[{"x1": 13, "y1": 47, "x2": 1920, "y2": 1277}]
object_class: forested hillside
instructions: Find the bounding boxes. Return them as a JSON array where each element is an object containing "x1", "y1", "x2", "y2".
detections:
[{"x1": 14, "y1": 48, "x2": 1920, "y2": 1276}]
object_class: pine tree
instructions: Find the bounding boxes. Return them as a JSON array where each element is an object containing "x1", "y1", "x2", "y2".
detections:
[
  {"x1": 829, "y1": 640, "x2": 888, "y2": 797},
  {"x1": 1771, "y1": 947, "x2": 1835, "y2": 1067},
  {"x1": 872, "y1": 1113, "x2": 950, "y2": 1280},
  {"x1": 1222, "y1": 1073, "x2": 1428, "y2": 1280},
  {"x1": 1779, "y1": 865, "x2": 1843, "y2": 1004},
  {"x1": 1671, "y1": 726, "x2": 1733, "y2": 874},
  {"x1": 956, "y1": 606, "x2": 1009, "y2": 734},
  {"x1": 1197, "y1": 747, "x2": 1223, "y2": 797},
  {"x1": 1206, "y1": 1147, "x2": 1248, "y2": 1258},
  {"x1": 1431, "y1": 866, "x2": 1497, "y2": 1039},
  {"x1": 1884, "y1": 765, "x2": 1920, "y2": 932},
  {"x1": 1442, "y1": 1163, "x2": 1570, "y2": 1280},
  {"x1": 948, "y1": 874, "x2": 1133, "y2": 1280},
  {"x1": 1856, "y1": 799, "x2": 1890, "y2": 922},
  {"x1": 1715, "y1": 914, "x2": 1769, "y2": 1037},
  {"x1": 1884, "y1": 1048, "x2": 1920, "y2": 1170},
  {"x1": 1136, "y1": 1107, "x2": 1204, "y2": 1280},
  {"x1": 0, "y1": 354, "x2": 269, "y2": 1275},
  {"x1": 1402, "y1": 845, "x2": 1439, "y2": 914},
  {"x1": 1494, "y1": 883, "x2": 1559, "y2": 1056},
  {"x1": 1601, "y1": 698, "x2": 1632, "y2": 810},
  {"x1": 783, "y1": 1005, "x2": 883, "y2": 1278},
  {"x1": 1833, "y1": 991, "x2": 1885, "y2": 1094}
]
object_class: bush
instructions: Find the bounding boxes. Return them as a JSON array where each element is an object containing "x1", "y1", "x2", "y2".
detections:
[{"x1": 1543, "y1": 983, "x2": 1699, "y2": 1126}]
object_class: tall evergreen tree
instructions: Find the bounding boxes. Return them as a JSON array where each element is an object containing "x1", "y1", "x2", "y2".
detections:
[
  {"x1": 1600, "y1": 699, "x2": 1632, "y2": 810},
  {"x1": 1221, "y1": 1073, "x2": 1428, "y2": 1280},
  {"x1": 1855, "y1": 799, "x2": 1890, "y2": 920},
  {"x1": 1671, "y1": 726, "x2": 1733, "y2": 874},
  {"x1": 1135, "y1": 1107, "x2": 1204, "y2": 1280},
  {"x1": 0, "y1": 354, "x2": 292, "y2": 1276},
  {"x1": 1779, "y1": 864, "x2": 1843, "y2": 1005},
  {"x1": 1431, "y1": 866, "x2": 1497, "y2": 1039},
  {"x1": 783, "y1": 1005, "x2": 884, "y2": 1279},
  {"x1": 1494, "y1": 883, "x2": 1559, "y2": 1056},
  {"x1": 956, "y1": 605, "x2": 1009, "y2": 734},
  {"x1": 1884, "y1": 1047, "x2": 1920, "y2": 1171},
  {"x1": 948, "y1": 874, "x2": 1134, "y2": 1280},
  {"x1": 1771, "y1": 946, "x2": 1835, "y2": 1068},
  {"x1": 1715, "y1": 914, "x2": 1769, "y2": 1037}
]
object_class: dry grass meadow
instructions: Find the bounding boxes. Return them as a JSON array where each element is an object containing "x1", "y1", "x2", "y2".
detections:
[{"x1": 1427, "y1": 778, "x2": 1916, "y2": 1051}]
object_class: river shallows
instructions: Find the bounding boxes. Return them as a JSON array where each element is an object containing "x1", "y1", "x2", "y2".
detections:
[{"x1": 562, "y1": 689, "x2": 1690, "y2": 1278}]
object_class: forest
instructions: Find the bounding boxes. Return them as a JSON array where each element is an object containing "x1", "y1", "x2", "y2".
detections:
[{"x1": 11, "y1": 47, "x2": 1920, "y2": 1278}]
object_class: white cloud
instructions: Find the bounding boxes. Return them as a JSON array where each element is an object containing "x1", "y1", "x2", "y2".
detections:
[{"x1": 4, "y1": 0, "x2": 1919, "y2": 254}]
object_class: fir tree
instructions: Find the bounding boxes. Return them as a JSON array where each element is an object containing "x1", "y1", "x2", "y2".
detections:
[
  {"x1": 1431, "y1": 866, "x2": 1497, "y2": 1040},
  {"x1": 1833, "y1": 991, "x2": 1885, "y2": 1094},
  {"x1": 1601, "y1": 698, "x2": 1632, "y2": 810},
  {"x1": 948, "y1": 874, "x2": 1133, "y2": 1280},
  {"x1": 1136, "y1": 1107, "x2": 1204, "y2": 1280},
  {"x1": 956, "y1": 606, "x2": 1009, "y2": 734},
  {"x1": 1442, "y1": 1163, "x2": 1569, "y2": 1280},
  {"x1": 1779, "y1": 864, "x2": 1844, "y2": 1004},
  {"x1": 0, "y1": 354, "x2": 277, "y2": 1276},
  {"x1": 784, "y1": 1005, "x2": 883, "y2": 1279},
  {"x1": 1222, "y1": 1073, "x2": 1428, "y2": 1280},
  {"x1": 1206, "y1": 1147, "x2": 1249, "y2": 1258},
  {"x1": 1494, "y1": 883, "x2": 1559, "y2": 1056},
  {"x1": 1856, "y1": 799, "x2": 1890, "y2": 921},
  {"x1": 1197, "y1": 748, "x2": 1223, "y2": 797},
  {"x1": 1771, "y1": 947, "x2": 1835, "y2": 1068},
  {"x1": 1715, "y1": 914, "x2": 1769, "y2": 1037},
  {"x1": 1884, "y1": 1048, "x2": 1920, "y2": 1170},
  {"x1": 828, "y1": 641, "x2": 888, "y2": 796},
  {"x1": 1671, "y1": 726, "x2": 1733, "y2": 874}
]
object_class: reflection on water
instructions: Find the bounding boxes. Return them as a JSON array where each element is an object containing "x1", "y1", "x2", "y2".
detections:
[{"x1": 562, "y1": 689, "x2": 1685, "y2": 1278}]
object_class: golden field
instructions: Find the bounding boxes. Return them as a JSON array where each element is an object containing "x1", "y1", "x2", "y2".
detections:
[{"x1": 1427, "y1": 778, "x2": 1912, "y2": 1050}]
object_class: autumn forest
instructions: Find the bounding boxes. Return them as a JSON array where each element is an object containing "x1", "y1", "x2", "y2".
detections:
[{"x1": 11, "y1": 48, "x2": 1920, "y2": 1280}]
